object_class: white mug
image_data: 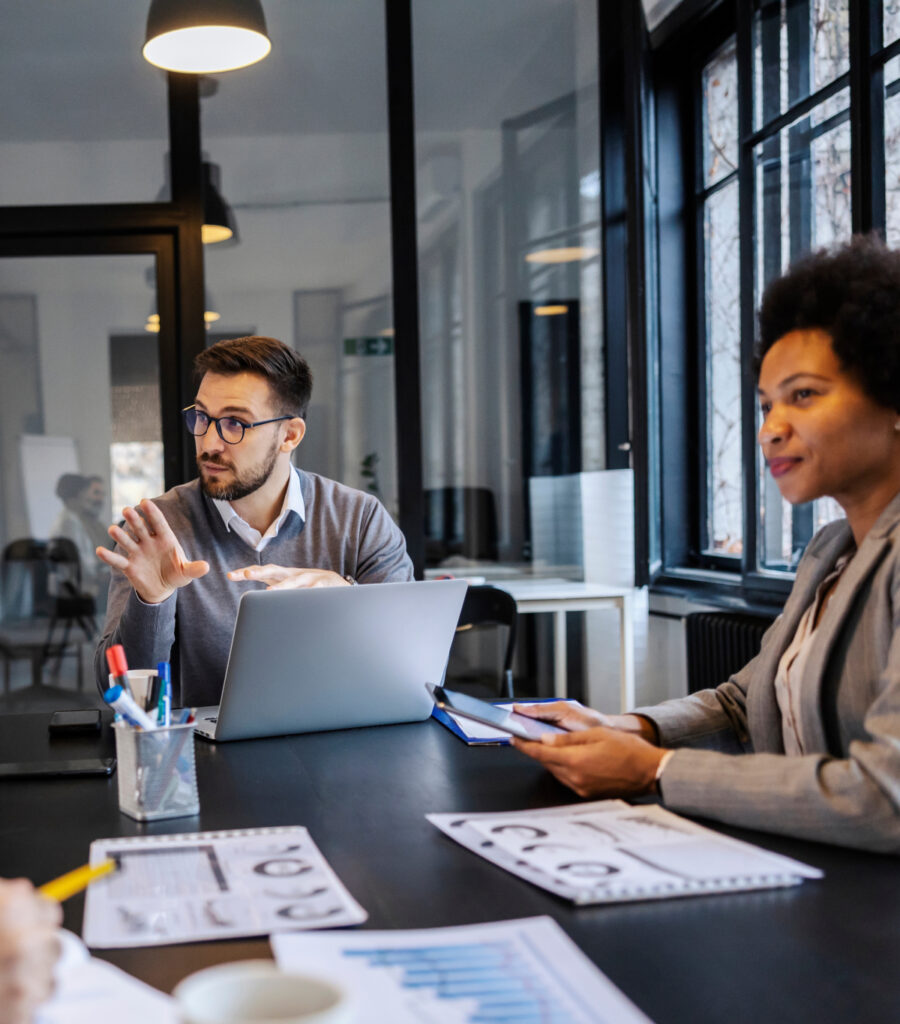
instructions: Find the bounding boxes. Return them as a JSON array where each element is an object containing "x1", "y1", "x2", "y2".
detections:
[
  {"x1": 173, "y1": 960, "x2": 353, "y2": 1024},
  {"x1": 108, "y1": 668, "x2": 157, "y2": 708}
]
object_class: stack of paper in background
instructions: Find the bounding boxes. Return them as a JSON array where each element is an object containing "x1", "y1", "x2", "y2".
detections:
[{"x1": 530, "y1": 469, "x2": 650, "y2": 711}]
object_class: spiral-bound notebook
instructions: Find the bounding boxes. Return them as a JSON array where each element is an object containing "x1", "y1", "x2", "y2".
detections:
[
  {"x1": 428, "y1": 800, "x2": 823, "y2": 905},
  {"x1": 82, "y1": 826, "x2": 367, "y2": 948}
]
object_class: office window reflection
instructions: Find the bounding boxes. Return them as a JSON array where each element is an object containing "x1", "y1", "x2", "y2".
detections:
[
  {"x1": 412, "y1": 0, "x2": 603, "y2": 571},
  {"x1": 0, "y1": 2, "x2": 169, "y2": 205},
  {"x1": 0, "y1": 254, "x2": 160, "y2": 709},
  {"x1": 200, "y1": 0, "x2": 397, "y2": 517}
]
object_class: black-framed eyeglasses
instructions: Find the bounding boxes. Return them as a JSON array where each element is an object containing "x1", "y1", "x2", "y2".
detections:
[{"x1": 182, "y1": 405, "x2": 297, "y2": 445}]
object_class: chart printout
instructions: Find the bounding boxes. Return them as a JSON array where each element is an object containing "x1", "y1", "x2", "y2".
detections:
[
  {"x1": 272, "y1": 916, "x2": 654, "y2": 1024},
  {"x1": 428, "y1": 801, "x2": 821, "y2": 905},
  {"x1": 82, "y1": 826, "x2": 366, "y2": 948}
]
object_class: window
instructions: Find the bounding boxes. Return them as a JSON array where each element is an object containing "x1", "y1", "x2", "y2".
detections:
[{"x1": 652, "y1": 0, "x2": 895, "y2": 599}]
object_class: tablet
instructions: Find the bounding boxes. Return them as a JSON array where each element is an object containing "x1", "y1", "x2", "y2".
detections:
[{"x1": 427, "y1": 684, "x2": 566, "y2": 741}]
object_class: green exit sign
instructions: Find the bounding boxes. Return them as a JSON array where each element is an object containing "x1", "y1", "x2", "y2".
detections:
[{"x1": 343, "y1": 337, "x2": 394, "y2": 357}]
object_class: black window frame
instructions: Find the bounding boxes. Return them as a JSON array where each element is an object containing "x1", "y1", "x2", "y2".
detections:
[{"x1": 647, "y1": 0, "x2": 894, "y2": 608}]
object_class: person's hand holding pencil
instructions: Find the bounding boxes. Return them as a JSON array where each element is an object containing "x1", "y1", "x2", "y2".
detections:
[{"x1": 0, "y1": 877, "x2": 61, "y2": 1024}]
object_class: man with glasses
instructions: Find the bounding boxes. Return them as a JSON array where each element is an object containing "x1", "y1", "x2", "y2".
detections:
[{"x1": 94, "y1": 335, "x2": 413, "y2": 707}]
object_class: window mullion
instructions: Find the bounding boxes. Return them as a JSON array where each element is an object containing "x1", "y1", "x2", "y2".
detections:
[
  {"x1": 849, "y1": 0, "x2": 883, "y2": 233},
  {"x1": 738, "y1": 0, "x2": 757, "y2": 581}
]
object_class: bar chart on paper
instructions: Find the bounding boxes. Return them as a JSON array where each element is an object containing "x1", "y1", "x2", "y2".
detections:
[{"x1": 271, "y1": 916, "x2": 653, "y2": 1024}]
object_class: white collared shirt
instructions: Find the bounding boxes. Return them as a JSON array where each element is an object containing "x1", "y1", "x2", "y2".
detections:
[{"x1": 211, "y1": 466, "x2": 306, "y2": 552}]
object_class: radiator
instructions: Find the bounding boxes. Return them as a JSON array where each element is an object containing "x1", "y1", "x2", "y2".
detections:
[{"x1": 684, "y1": 612, "x2": 775, "y2": 694}]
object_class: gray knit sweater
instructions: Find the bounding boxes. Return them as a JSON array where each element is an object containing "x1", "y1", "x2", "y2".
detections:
[{"x1": 94, "y1": 470, "x2": 413, "y2": 706}]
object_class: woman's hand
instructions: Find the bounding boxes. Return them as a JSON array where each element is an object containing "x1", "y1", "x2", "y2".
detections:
[
  {"x1": 510, "y1": 726, "x2": 668, "y2": 799},
  {"x1": 0, "y1": 878, "x2": 61, "y2": 1024},
  {"x1": 512, "y1": 700, "x2": 606, "y2": 731},
  {"x1": 513, "y1": 701, "x2": 660, "y2": 742}
]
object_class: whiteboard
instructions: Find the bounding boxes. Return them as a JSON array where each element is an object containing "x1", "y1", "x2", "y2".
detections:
[{"x1": 19, "y1": 434, "x2": 80, "y2": 539}]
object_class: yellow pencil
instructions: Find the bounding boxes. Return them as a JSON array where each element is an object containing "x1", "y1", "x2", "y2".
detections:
[{"x1": 39, "y1": 858, "x2": 118, "y2": 902}]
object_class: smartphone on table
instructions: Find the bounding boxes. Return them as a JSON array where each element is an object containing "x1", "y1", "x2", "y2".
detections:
[
  {"x1": 426, "y1": 684, "x2": 567, "y2": 741},
  {"x1": 0, "y1": 758, "x2": 116, "y2": 779},
  {"x1": 48, "y1": 709, "x2": 102, "y2": 735}
]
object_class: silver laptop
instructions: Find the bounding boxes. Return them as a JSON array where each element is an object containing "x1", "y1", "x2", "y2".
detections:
[{"x1": 193, "y1": 579, "x2": 467, "y2": 741}]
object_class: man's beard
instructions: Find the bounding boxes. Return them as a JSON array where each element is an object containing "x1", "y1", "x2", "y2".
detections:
[{"x1": 198, "y1": 437, "x2": 281, "y2": 502}]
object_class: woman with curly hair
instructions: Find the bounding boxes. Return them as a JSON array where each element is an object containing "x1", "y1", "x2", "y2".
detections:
[{"x1": 513, "y1": 234, "x2": 900, "y2": 853}]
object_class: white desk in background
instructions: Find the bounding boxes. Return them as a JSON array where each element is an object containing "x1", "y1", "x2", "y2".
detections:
[{"x1": 488, "y1": 578, "x2": 635, "y2": 712}]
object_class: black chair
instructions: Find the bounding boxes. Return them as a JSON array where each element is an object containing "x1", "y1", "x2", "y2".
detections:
[
  {"x1": 451, "y1": 585, "x2": 518, "y2": 699},
  {"x1": 424, "y1": 487, "x2": 499, "y2": 566},
  {"x1": 0, "y1": 537, "x2": 96, "y2": 693},
  {"x1": 43, "y1": 537, "x2": 97, "y2": 670}
]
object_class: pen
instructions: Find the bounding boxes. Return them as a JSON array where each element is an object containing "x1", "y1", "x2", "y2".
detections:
[
  {"x1": 105, "y1": 645, "x2": 134, "y2": 700},
  {"x1": 157, "y1": 662, "x2": 172, "y2": 726},
  {"x1": 39, "y1": 858, "x2": 118, "y2": 902},
  {"x1": 103, "y1": 684, "x2": 158, "y2": 730}
]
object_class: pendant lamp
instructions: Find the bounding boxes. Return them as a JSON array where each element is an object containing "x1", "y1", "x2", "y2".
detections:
[
  {"x1": 143, "y1": 0, "x2": 271, "y2": 74},
  {"x1": 145, "y1": 292, "x2": 221, "y2": 333},
  {"x1": 202, "y1": 161, "x2": 238, "y2": 244}
]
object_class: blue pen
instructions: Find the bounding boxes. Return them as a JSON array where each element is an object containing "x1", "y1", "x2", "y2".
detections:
[{"x1": 157, "y1": 662, "x2": 172, "y2": 726}]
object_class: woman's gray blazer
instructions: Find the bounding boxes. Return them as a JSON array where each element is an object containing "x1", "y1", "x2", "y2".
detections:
[{"x1": 639, "y1": 490, "x2": 900, "y2": 853}]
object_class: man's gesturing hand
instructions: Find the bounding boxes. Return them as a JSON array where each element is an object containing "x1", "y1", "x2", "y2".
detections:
[
  {"x1": 510, "y1": 727, "x2": 668, "y2": 799},
  {"x1": 96, "y1": 499, "x2": 209, "y2": 604},
  {"x1": 227, "y1": 566, "x2": 350, "y2": 590}
]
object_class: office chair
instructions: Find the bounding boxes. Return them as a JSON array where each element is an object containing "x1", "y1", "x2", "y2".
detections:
[
  {"x1": 424, "y1": 487, "x2": 499, "y2": 566},
  {"x1": 43, "y1": 537, "x2": 97, "y2": 672},
  {"x1": 451, "y1": 585, "x2": 518, "y2": 699},
  {"x1": 0, "y1": 537, "x2": 95, "y2": 692}
]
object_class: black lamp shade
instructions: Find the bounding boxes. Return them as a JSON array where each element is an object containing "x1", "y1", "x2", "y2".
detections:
[
  {"x1": 143, "y1": 0, "x2": 271, "y2": 74},
  {"x1": 202, "y1": 161, "x2": 238, "y2": 245}
]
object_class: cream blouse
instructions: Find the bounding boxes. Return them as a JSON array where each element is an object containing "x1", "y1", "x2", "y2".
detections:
[{"x1": 773, "y1": 549, "x2": 854, "y2": 755}]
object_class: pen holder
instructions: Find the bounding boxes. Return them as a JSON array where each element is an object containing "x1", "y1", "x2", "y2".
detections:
[{"x1": 113, "y1": 721, "x2": 200, "y2": 821}]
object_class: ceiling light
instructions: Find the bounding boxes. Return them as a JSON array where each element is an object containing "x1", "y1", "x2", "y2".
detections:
[
  {"x1": 525, "y1": 247, "x2": 599, "y2": 264},
  {"x1": 535, "y1": 305, "x2": 569, "y2": 316},
  {"x1": 202, "y1": 161, "x2": 238, "y2": 244},
  {"x1": 143, "y1": 0, "x2": 271, "y2": 74},
  {"x1": 144, "y1": 292, "x2": 220, "y2": 332}
]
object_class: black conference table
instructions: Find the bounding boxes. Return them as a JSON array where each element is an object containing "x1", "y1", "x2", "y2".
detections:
[{"x1": 1, "y1": 711, "x2": 899, "y2": 1024}]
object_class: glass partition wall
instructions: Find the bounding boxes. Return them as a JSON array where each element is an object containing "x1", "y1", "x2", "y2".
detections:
[
  {"x1": 201, "y1": 1, "x2": 398, "y2": 514},
  {"x1": 411, "y1": 0, "x2": 604, "y2": 697},
  {"x1": 0, "y1": 1, "x2": 170, "y2": 206},
  {"x1": 411, "y1": 0, "x2": 603, "y2": 573},
  {"x1": 0, "y1": 0, "x2": 609, "y2": 711},
  {"x1": 0, "y1": 253, "x2": 163, "y2": 704}
]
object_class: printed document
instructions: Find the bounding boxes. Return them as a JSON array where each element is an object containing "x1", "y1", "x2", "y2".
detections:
[
  {"x1": 272, "y1": 916, "x2": 654, "y2": 1024},
  {"x1": 83, "y1": 826, "x2": 367, "y2": 948},
  {"x1": 429, "y1": 800, "x2": 822, "y2": 904}
]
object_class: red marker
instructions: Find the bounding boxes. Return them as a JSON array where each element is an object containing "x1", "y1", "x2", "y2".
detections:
[{"x1": 105, "y1": 644, "x2": 134, "y2": 699}]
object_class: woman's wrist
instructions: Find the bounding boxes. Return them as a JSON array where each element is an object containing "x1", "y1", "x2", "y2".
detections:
[{"x1": 604, "y1": 713, "x2": 660, "y2": 744}]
